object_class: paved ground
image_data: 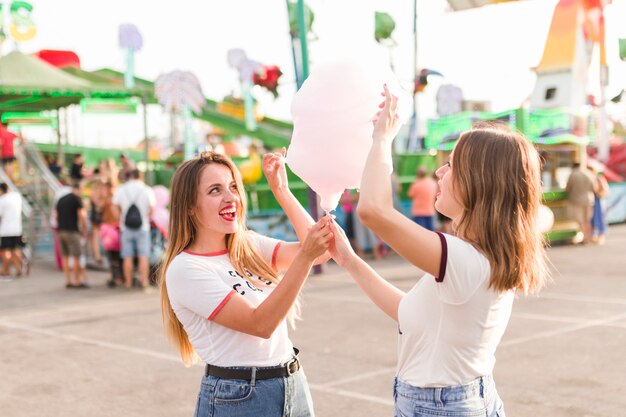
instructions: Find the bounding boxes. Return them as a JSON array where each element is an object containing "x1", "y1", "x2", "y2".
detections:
[{"x1": 1, "y1": 224, "x2": 625, "y2": 417}]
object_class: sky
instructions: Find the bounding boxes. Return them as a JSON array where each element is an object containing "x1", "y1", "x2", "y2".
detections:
[{"x1": 8, "y1": 0, "x2": 626, "y2": 149}]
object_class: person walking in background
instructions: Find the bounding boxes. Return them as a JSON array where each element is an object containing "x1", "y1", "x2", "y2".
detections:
[
  {"x1": 113, "y1": 169, "x2": 155, "y2": 289},
  {"x1": 160, "y1": 151, "x2": 332, "y2": 417},
  {"x1": 0, "y1": 122, "x2": 24, "y2": 183},
  {"x1": 55, "y1": 182, "x2": 89, "y2": 288},
  {"x1": 118, "y1": 152, "x2": 136, "y2": 182},
  {"x1": 565, "y1": 162, "x2": 595, "y2": 243},
  {"x1": 99, "y1": 182, "x2": 122, "y2": 288},
  {"x1": 88, "y1": 179, "x2": 106, "y2": 265},
  {"x1": 0, "y1": 183, "x2": 23, "y2": 278},
  {"x1": 590, "y1": 167, "x2": 609, "y2": 244},
  {"x1": 327, "y1": 86, "x2": 548, "y2": 417},
  {"x1": 407, "y1": 167, "x2": 438, "y2": 231},
  {"x1": 69, "y1": 154, "x2": 88, "y2": 184},
  {"x1": 45, "y1": 154, "x2": 63, "y2": 178}
]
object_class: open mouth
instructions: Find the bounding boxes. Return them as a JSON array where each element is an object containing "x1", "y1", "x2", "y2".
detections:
[{"x1": 219, "y1": 206, "x2": 237, "y2": 222}]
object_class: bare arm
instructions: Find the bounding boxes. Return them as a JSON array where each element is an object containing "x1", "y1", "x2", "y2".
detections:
[
  {"x1": 329, "y1": 220, "x2": 404, "y2": 321},
  {"x1": 358, "y1": 85, "x2": 442, "y2": 277},
  {"x1": 78, "y1": 208, "x2": 88, "y2": 237},
  {"x1": 263, "y1": 149, "x2": 332, "y2": 269},
  {"x1": 211, "y1": 216, "x2": 333, "y2": 338}
]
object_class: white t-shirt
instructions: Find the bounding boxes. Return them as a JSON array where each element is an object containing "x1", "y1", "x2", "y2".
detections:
[
  {"x1": 397, "y1": 233, "x2": 514, "y2": 387},
  {"x1": 112, "y1": 180, "x2": 156, "y2": 232},
  {"x1": 0, "y1": 192, "x2": 22, "y2": 237},
  {"x1": 166, "y1": 232, "x2": 293, "y2": 367}
]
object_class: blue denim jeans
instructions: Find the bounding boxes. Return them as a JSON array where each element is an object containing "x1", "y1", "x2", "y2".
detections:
[
  {"x1": 412, "y1": 216, "x2": 435, "y2": 231},
  {"x1": 194, "y1": 366, "x2": 314, "y2": 417},
  {"x1": 394, "y1": 375, "x2": 506, "y2": 417},
  {"x1": 120, "y1": 229, "x2": 150, "y2": 258}
]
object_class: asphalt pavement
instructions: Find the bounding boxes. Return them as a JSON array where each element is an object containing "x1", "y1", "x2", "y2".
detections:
[{"x1": 1, "y1": 224, "x2": 625, "y2": 417}]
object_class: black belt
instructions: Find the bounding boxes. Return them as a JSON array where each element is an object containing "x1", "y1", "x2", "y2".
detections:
[{"x1": 205, "y1": 349, "x2": 300, "y2": 380}]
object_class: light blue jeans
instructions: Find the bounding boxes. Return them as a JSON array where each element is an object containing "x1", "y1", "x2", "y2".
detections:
[
  {"x1": 194, "y1": 366, "x2": 314, "y2": 417},
  {"x1": 394, "y1": 375, "x2": 506, "y2": 417},
  {"x1": 120, "y1": 229, "x2": 150, "y2": 258}
]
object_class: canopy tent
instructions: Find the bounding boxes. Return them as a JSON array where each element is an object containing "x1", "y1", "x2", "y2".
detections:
[
  {"x1": 0, "y1": 51, "x2": 87, "y2": 112},
  {"x1": 62, "y1": 66, "x2": 156, "y2": 102},
  {"x1": 0, "y1": 51, "x2": 143, "y2": 113}
]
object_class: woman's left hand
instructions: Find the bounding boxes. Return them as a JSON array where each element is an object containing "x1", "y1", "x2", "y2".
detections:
[{"x1": 262, "y1": 147, "x2": 289, "y2": 192}]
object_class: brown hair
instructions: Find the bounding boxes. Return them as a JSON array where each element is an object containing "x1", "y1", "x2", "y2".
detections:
[
  {"x1": 158, "y1": 152, "x2": 286, "y2": 366},
  {"x1": 452, "y1": 124, "x2": 548, "y2": 293}
]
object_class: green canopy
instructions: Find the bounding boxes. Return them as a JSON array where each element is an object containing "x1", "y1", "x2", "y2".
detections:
[
  {"x1": 0, "y1": 51, "x2": 87, "y2": 111},
  {"x1": 0, "y1": 51, "x2": 147, "y2": 113},
  {"x1": 64, "y1": 67, "x2": 156, "y2": 101}
]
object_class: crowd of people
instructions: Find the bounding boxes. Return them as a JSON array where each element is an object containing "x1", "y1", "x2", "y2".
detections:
[{"x1": 52, "y1": 153, "x2": 158, "y2": 291}]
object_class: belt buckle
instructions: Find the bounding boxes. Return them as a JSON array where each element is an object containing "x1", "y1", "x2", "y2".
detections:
[{"x1": 287, "y1": 358, "x2": 298, "y2": 376}]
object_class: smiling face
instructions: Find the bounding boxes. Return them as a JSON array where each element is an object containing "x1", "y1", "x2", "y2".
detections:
[
  {"x1": 193, "y1": 163, "x2": 241, "y2": 241},
  {"x1": 434, "y1": 155, "x2": 464, "y2": 221}
]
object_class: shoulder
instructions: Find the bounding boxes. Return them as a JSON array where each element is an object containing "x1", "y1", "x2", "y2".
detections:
[
  {"x1": 439, "y1": 233, "x2": 490, "y2": 280},
  {"x1": 444, "y1": 234, "x2": 488, "y2": 262},
  {"x1": 246, "y1": 230, "x2": 279, "y2": 249},
  {"x1": 167, "y1": 252, "x2": 218, "y2": 281}
]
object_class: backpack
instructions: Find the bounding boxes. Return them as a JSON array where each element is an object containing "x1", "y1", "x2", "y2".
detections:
[{"x1": 123, "y1": 188, "x2": 143, "y2": 230}]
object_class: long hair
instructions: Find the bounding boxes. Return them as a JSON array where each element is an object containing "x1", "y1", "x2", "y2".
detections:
[
  {"x1": 451, "y1": 125, "x2": 548, "y2": 294},
  {"x1": 158, "y1": 152, "x2": 287, "y2": 366}
]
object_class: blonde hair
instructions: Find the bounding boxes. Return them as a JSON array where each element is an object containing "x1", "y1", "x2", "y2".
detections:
[
  {"x1": 452, "y1": 124, "x2": 549, "y2": 294},
  {"x1": 159, "y1": 152, "x2": 290, "y2": 366}
]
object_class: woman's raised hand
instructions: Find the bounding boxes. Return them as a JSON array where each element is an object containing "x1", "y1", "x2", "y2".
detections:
[
  {"x1": 262, "y1": 147, "x2": 289, "y2": 192},
  {"x1": 300, "y1": 215, "x2": 334, "y2": 261},
  {"x1": 372, "y1": 84, "x2": 402, "y2": 142},
  {"x1": 328, "y1": 219, "x2": 357, "y2": 268}
]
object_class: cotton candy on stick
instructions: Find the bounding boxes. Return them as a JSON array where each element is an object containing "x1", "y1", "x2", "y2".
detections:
[{"x1": 287, "y1": 58, "x2": 411, "y2": 213}]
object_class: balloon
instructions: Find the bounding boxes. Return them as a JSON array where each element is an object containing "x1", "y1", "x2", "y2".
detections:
[
  {"x1": 287, "y1": 58, "x2": 412, "y2": 212},
  {"x1": 538, "y1": 205, "x2": 555, "y2": 233},
  {"x1": 152, "y1": 208, "x2": 170, "y2": 238},
  {"x1": 152, "y1": 185, "x2": 170, "y2": 210}
]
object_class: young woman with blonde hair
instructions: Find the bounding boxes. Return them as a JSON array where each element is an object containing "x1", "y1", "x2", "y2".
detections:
[
  {"x1": 160, "y1": 151, "x2": 332, "y2": 417},
  {"x1": 328, "y1": 86, "x2": 549, "y2": 417}
]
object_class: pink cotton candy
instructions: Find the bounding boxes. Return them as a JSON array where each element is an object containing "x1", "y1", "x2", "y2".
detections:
[{"x1": 287, "y1": 58, "x2": 411, "y2": 212}]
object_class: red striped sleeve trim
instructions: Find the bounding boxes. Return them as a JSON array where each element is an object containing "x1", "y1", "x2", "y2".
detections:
[
  {"x1": 271, "y1": 242, "x2": 282, "y2": 270},
  {"x1": 207, "y1": 290, "x2": 236, "y2": 321},
  {"x1": 435, "y1": 232, "x2": 448, "y2": 283}
]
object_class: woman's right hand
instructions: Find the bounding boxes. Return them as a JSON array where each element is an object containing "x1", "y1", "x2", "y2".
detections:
[
  {"x1": 328, "y1": 220, "x2": 357, "y2": 268},
  {"x1": 300, "y1": 215, "x2": 334, "y2": 261}
]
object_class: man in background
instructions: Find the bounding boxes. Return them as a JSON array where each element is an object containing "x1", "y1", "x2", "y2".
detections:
[
  {"x1": 55, "y1": 182, "x2": 88, "y2": 288},
  {"x1": 0, "y1": 183, "x2": 23, "y2": 278},
  {"x1": 0, "y1": 122, "x2": 24, "y2": 183},
  {"x1": 113, "y1": 169, "x2": 155, "y2": 289},
  {"x1": 407, "y1": 167, "x2": 438, "y2": 231},
  {"x1": 566, "y1": 162, "x2": 595, "y2": 243}
]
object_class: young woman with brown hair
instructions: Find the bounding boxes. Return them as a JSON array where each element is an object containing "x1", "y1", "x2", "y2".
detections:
[
  {"x1": 160, "y1": 151, "x2": 332, "y2": 417},
  {"x1": 328, "y1": 86, "x2": 549, "y2": 417}
]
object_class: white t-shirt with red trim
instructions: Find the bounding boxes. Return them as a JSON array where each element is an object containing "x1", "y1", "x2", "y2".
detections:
[
  {"x1": 165, "y1": 232, "x2": 293, "y2": 367},
  {"x1": 397, "y1": 233, "x2": 515, "y2": 387}
]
